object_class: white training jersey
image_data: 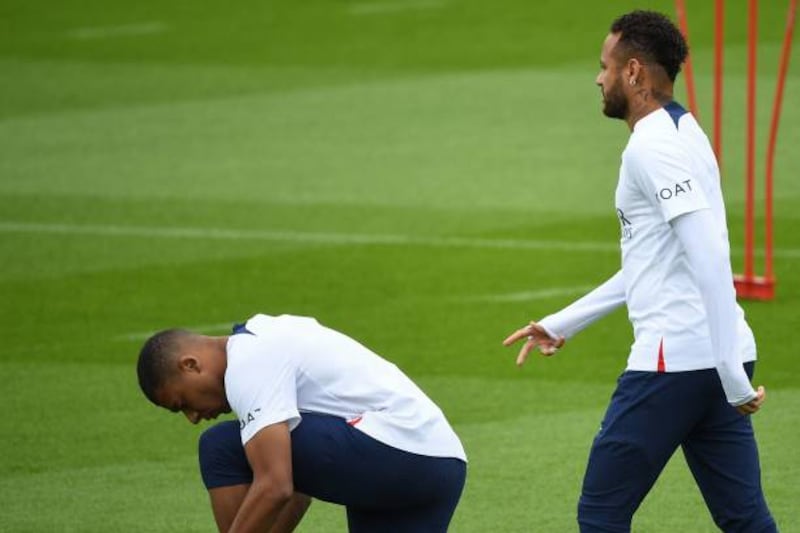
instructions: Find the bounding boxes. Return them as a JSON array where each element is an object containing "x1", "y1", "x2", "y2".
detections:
[
  {"x1": 224, "y1": 313, "x2": 467, "y2": 462},
  {"x1": 615, "y1": 102, "x2": 756, "y2": 372}
]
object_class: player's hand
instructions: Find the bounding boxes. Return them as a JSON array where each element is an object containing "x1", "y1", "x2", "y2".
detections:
[
  {"x1": 736, "y1": 386, "x2": 766, "y2": 415},
  {"x1": 502, "y1": 321, "x2": 565, "y2": 367}
]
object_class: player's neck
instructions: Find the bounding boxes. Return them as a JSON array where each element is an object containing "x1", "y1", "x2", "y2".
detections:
[
  {"x1": 625, "y1": 85, "x2": 674, "y2": 130},
  {"x1": 211, "y1": 336, "x2": 230, "y2": 374}
]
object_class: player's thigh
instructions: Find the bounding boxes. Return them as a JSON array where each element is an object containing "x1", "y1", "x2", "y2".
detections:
[
  {"x1": 346, "y1": 501, "x2": 457, "y2": 533},
  {"x1": 583, "y1": 371, "x2": 695, "y2": 484},
  {"x1": 291, "y1": 413, "x2": 466, "y2": 512},
  {"x1": 682, "y1": 364, "x2": 775, "y2": 531},
  {"x1": 682, "y1": 417, "x2": 769, "y2": 528},
  {"x1": 198, "y1": 420, "x2": 253, "y2": 489},
  {"x1": 580, "y1": 372, "x2": 702, "y2": 521},
  {"x1": 197, "y1": 414, "x2": 466, "y2": 513},
  {"x1": 682, "y1": 362, "x2": 763, "y2": 503},
  {"x1": 198, "y1": 421, "x2": 255, "y2": 531}
]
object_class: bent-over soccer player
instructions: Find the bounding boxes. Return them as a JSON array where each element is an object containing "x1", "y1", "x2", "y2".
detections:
[
  {"x1": 503, "y1": 10, "x2": 776, "y2": 533},
  {"x1": 137, "y1": 313, "x2": 467, "y2": 533}
]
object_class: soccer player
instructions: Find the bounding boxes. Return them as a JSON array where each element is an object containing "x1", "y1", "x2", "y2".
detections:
[
  {"x1": 503, "y1": 10, "x2": 777, "y2": 533},
  {"x1": 137, "y1": 313, "x2": 467, "y2": 533}
]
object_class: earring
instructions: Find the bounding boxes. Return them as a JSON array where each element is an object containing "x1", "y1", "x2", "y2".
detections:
[{"x1": 629, "y1": 78, "x2": 636, "y2": 86}]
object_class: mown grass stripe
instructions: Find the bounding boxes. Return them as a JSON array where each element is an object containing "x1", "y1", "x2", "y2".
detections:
[
  {"x1": 2, "y1": 221, "x2": 799, "y2": 259},
  {"x1": 348, "y1": 0, "x2": 447, "y2": 16},
  {"x1": 66, "y1": 22, "x2": 168, "y2": 40}
]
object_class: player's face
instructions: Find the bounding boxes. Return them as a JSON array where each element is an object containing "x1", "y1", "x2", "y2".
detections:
[
  {"x1": 156, "y1": 363, "x2": 231, "y2": 425},
  {"x1": 596, "y1": 33, "x2": 628, "y2": 120}
]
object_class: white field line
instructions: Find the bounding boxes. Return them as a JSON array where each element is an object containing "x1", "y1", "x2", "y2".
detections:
[
  {"x1": 348, "y1": 0, "x2": 447, "y2": 15},
  {"x1": 0, "y1": 221, "x2": 617, "y2": 253},
  {"x1": 117, "y1": 289, "x2": 593, "y2": 341},
  {"x1": 66, "y1": 22, "x2": 167, "y2": 40},
  {"x1": 1, "y1": 221, "x2": 798, "y2": 258},
  {"x1": 465, "y1": 285, "x2": 598, "y2": 303},
  {"x1": 115, "y1": 322, "x2": 234, "y2": 342}
]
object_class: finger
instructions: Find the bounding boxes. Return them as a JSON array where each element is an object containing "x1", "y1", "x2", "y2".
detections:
[
  {"x1": 737, "y1": 395, "x2": 763, "y2": 415},
  {"x1": 539, "y1": 343, "x2": 559, "y2": 356},
  {"x1": 540, "y1": 346, "x2": 556, "y2": 356},
  {"x1": 542, "y1": 337, "x2": 565, "y2": 353},
  {"x1": 502, "y1": 330, "x2": 524, "y2": 346},
  {"x1": 752, "y1": 386, "x2": 766, "y2": 408},
  {"x1": 503, "y1": 327, "x2": 530, "y2": 346},
  {"x1": 516, "y1": 339, "x2": 536, "y2": 367}
]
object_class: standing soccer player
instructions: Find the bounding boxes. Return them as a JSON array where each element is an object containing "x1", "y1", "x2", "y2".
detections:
[{"x1": 503, "y1": 10, "x2": 777, "y2": 533}]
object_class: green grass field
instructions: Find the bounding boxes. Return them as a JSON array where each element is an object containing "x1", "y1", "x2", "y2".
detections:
[{"x1": 2, "y1": 1, "x2": 799, "y2": 531}]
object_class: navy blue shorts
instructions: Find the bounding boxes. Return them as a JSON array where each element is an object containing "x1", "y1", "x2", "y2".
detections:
[
  {"x1": 199, "y1": 413, "x2": 466, "y2": 532},
  {"x1": 578, "y1": 362, "x2": 776, "y2": 533}
]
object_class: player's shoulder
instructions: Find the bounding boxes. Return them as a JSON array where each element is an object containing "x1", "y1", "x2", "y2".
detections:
[
  {"x1": 227, "y1": 313, "x2": 321, "y2": 363},
  {"x1": 225, "y1": 329, "x2": 294, "y2": 388},
  {"x1": 638, "y1": 104, "x2": 703, "y2": 142},
  {"x1": 625, "y1": 112, "x2": 689, "y2": 162},
  {"x1": 226, "y1": 315, "x2": 280, "y2": 362},
  {"x1": 622, "y1": 132, "x2": 671, "y2": 169},
  {"x1": 633, "y1": 108, "x2": 682, "y2": 139},
  {"x1": 226, "y1": 328, "x2": 265, "y2": 372},
  {"x1": 255, "y1": 313, "x2": 319, "y2": 328},
  {"x1": 236, "y1": 313, "x2": 320, "y2": 340}
]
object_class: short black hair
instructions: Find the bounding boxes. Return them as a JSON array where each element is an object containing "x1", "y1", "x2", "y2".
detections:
[
  {"x1": 137, "y1": 328, "x2": 191, "y2": 406},
  {"x1": 610, "y1": 10, "x2": 689, "y2": 82}
]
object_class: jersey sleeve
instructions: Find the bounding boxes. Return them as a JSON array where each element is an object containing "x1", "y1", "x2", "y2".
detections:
[
  {"x1": 671, "y1": 210, "x2": 757, "y2": 405},
  {"x1": 626, "y1": 137, "x2": 709, "y2": 222},
  {"x1": 225, "y1": 334, "x2": 301, "y2": 445},
  {"x1": 538, "y1": 270, "x2": 626, "y2": 339}
]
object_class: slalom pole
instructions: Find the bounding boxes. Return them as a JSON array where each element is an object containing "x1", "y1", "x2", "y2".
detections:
[
  {"x1": 744, "y1": 0, "x2": 758, "y2": 280},
  {"x1": 713, "y1": 0, "x2": 725, "y2": 165},
  {"x1": 764, "y1": 0, "x2": 797, "y2": 281},
  {"x1": 675, "y1": 0, "x2": 700, "y2": 118}
]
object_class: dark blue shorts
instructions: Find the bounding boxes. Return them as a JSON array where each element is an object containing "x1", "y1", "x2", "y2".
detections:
[
  {"x1": 199, "y1": 413, "x2": 467, "y2": 532},
  {"x1": 578, "y1": 362, "x2": 776, "y2": 533}
]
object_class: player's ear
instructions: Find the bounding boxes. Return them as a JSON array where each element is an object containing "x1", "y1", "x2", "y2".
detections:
[
  {"x1": 626, "y1": 57, "x2": 644, "y2": 85},
  {"x1": 177, "y1": 355, "x2": 201, "y2": 374}
]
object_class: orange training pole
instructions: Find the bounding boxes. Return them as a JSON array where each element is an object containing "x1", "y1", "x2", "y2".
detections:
[
  {"x1": 713, "y1": 0, "x2": 725, "y2": 165},
  {"x1": 675, "y1": 0, "x2": 699, "y2": 118},
  {"x1": 764, "y1": 0, "x2": 797, "y2": 281},
  {"x1": 744, "y1": 0, "x2": 757, "y2": 279}
]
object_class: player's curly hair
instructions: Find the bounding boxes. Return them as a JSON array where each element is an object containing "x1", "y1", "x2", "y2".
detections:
[
  {"x1": 610, "y1": 10, "x2": 689, "y2": 82},
  {"x1": 137, "y1": 328, "x2": 191, "y2": 405}
]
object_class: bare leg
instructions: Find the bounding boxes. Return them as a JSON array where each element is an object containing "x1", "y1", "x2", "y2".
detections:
[
  {"x1": 208, "y1": 485, "x2": 311, "y2": 533},
  {"x1": 273, "y1": 493, "x2": 312, "y2": 532},
  {"x1": 208, "y1": 484, "x2": 249, "y2": 532}
]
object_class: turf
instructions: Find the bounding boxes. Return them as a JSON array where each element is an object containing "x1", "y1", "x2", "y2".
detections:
[{"x1": 1, "y1": 1, "x2": 798, "y2": 531}]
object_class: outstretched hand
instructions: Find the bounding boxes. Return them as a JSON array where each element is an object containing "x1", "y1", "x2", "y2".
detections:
[
  {"x1": 503, "y1": 321, "x2": 565, "y2": 367},
  {"x1": 736, "y1": 386, "x2": 766, "y2": 415}
]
